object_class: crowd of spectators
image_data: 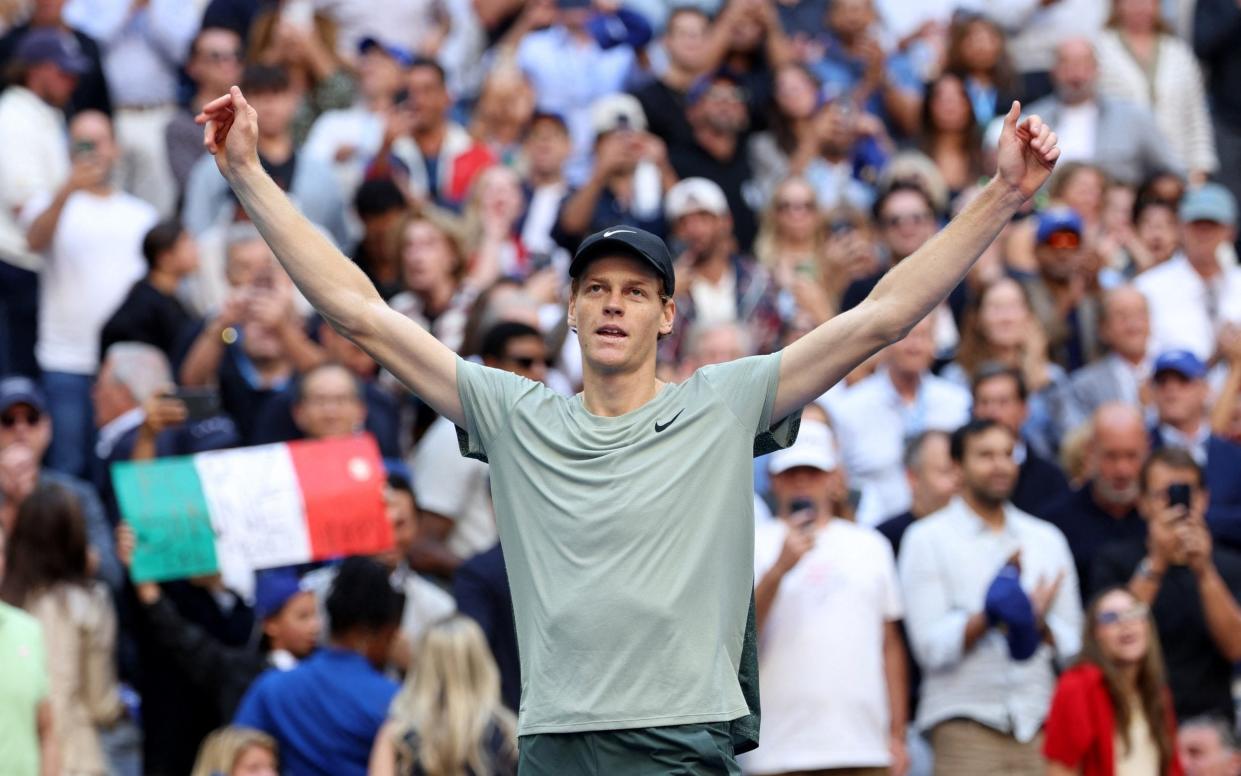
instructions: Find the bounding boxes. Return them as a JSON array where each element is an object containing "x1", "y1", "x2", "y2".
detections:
[{"x1": 1, "y1": 0, "x2": 1241, "y2": 774}]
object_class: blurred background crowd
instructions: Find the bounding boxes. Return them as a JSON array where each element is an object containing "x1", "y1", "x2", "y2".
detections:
[{"x1": 1, "y1": 0, "x2": 1241, "y2": 774}]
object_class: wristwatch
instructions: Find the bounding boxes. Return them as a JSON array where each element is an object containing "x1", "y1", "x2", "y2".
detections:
[{"x1": 1136, "y1": 556, "x2": 1163, "y2": 582}]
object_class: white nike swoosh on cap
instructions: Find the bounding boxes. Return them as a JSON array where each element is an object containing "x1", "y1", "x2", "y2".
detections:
[{"x1": 602, "y1": 228, "x2": 636, "y2": 238}]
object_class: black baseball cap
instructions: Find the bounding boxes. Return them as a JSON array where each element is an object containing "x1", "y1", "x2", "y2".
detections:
[{"x1": 569, "y1": 227, "x2": 675, "y2": 297}]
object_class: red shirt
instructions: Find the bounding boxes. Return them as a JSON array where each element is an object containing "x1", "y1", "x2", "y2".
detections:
[{"x1": 1043, "y1": 663, "x2": 1184, "y2": 776}]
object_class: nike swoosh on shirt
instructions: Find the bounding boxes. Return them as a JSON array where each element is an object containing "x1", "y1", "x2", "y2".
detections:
[{"x1": 654, "y1": 409, "x2": 685, "y2": 433}]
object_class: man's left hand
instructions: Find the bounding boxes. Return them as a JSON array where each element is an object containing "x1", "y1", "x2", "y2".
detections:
[{"x1": 995, "y1": 101, "x2": 1060, "y2": 200}]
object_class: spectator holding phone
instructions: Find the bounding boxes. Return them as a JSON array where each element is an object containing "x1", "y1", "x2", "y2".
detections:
[
  {"x1": 1043, "y1": 585, "x2": 1183, "y2": 776},
  {"x1": 1148, "y1": 350, "x2": 1241, "y2": 549},
  {"x1": 747, "y1": 410, "x2": 909, "y2": 776},
  {"x1": 21, "y1": 109, "x2": 159, "y2": 478},
  {"x1": 1091, "y1": 447, "x2": 1241, "y2": 725}
]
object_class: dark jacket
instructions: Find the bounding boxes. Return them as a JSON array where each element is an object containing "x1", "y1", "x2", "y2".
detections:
[
  {"x1": 1012, "y1": 448, "x2": 1071, "y2": 521},
  {"x1": 140, "y1": 595, "x2": 270, "y2": 720},
  {"x1": 1194, "y1": 0, "x2": 1241, "y2": 128}
]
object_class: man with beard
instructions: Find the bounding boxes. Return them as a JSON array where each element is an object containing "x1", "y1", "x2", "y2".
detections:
[
  {"x1": 1046, "y1": 403, "x2": 1150, "y2": 595},
  {"x1": 900, "y1": 419, "x2": 1081, "y2": 775},
  {"x1": 667, "y1": 70, "x2": 759, "y2": 249}
]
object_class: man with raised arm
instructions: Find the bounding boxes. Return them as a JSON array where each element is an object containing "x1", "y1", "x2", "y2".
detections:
[{"x1": 198, "y1": 87, "x2": 1059, "y2": 774}]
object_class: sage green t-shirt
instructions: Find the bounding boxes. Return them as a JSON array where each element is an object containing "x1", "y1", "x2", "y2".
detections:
[
  {"x1": 0, "y1": 601, "x2": 48, "y2": 776},
  {"x1": 455, "y1": 352, "x2": 797, "y2": 736}
]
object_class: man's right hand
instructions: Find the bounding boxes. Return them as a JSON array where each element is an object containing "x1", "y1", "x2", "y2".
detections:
[
  {"x1": 1147, "y1": 502, "x2": 1191, "y2": 567},
  {"x1": 774, "y1": 512, "x2": 815, "y2": 572},
  {"x1": 115, "y1": 522, "x2": 161, "y2": 604},
  {"x1": 197, "y1": 86, "x2": 262, "y2": 181},
  {"x1": 140, "y1": 391, "x2": 189, "y2": 438},
  {"x1": 66, "y1": 154, "x2": 110, "y2": 192},
  {"x1": 0, "y1": 443, "x2": 38, "y2": 502}
]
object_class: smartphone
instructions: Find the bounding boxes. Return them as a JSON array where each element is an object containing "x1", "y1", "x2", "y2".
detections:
[
  {"x1": 788, "y1": 498, "x2": 817, "y2": 532},
  {"x1": 173, "y1": 388, "x2": 221, "y2": 421},
  {"x1": 1167, "y1": 483, "x2": 1191, "y2": 511}
]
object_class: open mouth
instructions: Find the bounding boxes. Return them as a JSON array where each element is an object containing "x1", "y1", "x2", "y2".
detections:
[{"x1": 596, "y1": 325, "x2": 627, "y2": 340}]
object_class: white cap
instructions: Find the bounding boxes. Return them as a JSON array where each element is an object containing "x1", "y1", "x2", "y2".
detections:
[
  {"x1": 591, "y1": 93, "x2": 647, "y2": 136},
  {"x1": 768, "y1": 420, "x2": 839, "y2": 474},
  {"x1": 664, "y1": 177, "x2": 729, "y2": 221}
]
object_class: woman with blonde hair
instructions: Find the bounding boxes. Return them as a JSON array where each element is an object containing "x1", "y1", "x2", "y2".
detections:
[
  {"x1": 753, "y1": 177, "x2": 877, "y2": 326},
  {"x1": 370, "y1": 615, "x2": 518, "y2": 776},
  {"x1": 190, "y1": 727, "x2": 279, "y2": 776},
  {"x1": 1044, "y1": 586, "x2": 1183, "y2": 775}
]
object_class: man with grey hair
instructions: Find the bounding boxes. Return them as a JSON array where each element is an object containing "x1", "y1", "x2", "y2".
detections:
[
  {"x1": 1179, "y1": 716, "x2": 1241, "y2": 776},
  {"x1": 1026, "y1": 37, "x2": 1179, "y2": 185},
  {"x1": 92, "y1": 342, "x2": 238, "y2": 520},
  {"x1": 1056, "y1": 285, "x2": 1151, "y2": 440},
  {"x1": 677, "y1": 320, "x2": 752, "y2": 382},
  {"x1": 1046, "y1": 402, "x2": 1149, "y2": 596}
]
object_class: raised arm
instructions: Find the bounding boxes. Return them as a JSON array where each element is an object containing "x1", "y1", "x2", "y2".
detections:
[
  {"x1": 197, "y1": 87, "x2": 464, "y2": 426},
  {"x1": 772, "y1": 102, "x2": 1059, "y2": 420}
]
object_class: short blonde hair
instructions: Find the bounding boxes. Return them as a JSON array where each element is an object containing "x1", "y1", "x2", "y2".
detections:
[{"x1": 190, "y1": 727, "x2": 278, "y2": 776}]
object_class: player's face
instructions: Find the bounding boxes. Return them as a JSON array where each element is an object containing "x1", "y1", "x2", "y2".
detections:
[{"x1": 568, "y1": 256, "x2": 674, "y2": 376}]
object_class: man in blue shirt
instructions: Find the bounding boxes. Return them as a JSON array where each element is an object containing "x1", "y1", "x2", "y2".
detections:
[{"x1": 235, "y1": 557, "x2": 405, "y2": 776}]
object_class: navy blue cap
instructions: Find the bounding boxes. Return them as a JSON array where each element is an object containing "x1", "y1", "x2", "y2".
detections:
[
  {"x1": 1036, "y1": 207, "x2": 1083, "y2": 244},
  {"x1": 587, "y1": 8, "x2": 654, "y2": 51},
  {"x1": 0, "y1": 376, "x2": 47, "y2": 414},
  {"x1": 357, "y1": 36, "x2": 414, "y2": 68},
  {"x1": 15, "y1": 28, "x2": 90, "y2": 75},
  {"x1": 570, "y1": 227, "x2": 675, "y2": 297},
  {"x1": 1153, "y1": 350, "x2": 1206, "y2": 380},
  {"x1": 253, "y1": 567, "x2": 310, "y2": 620},
  {"x1": 686, "y1": 69, "x2": 744, "y2": 106}
]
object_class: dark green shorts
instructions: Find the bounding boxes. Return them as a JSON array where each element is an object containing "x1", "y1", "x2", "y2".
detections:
[{"x1": 518, "y1": 722, "x2": 741, "y2": 775}]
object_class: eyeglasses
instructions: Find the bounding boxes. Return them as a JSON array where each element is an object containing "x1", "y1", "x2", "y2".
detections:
[
  {"x1": 881, "y1": 212, "x2": 934, "y2": 229},
  {"x1": 0, "y1": 408, "x2": 41, "y2": 428},
  {"x1": 1096, "y1": 603, "x2": 1148, "y2": 626},
  {"x1": 200, "y1": 49, "x2": 243, "y2": 63},
  {"x1": 776, "y1": 199, "x2": 815, "y2": 213}
]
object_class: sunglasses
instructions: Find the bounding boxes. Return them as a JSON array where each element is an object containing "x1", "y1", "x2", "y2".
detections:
[
  {"x1": 776, "y1": 199, "x2": 815, "y2": 213},
  {"x1": 0, "y1": 408, "x2": 42, "y2": 428},
  {"x1": 506, "y1": 355, "x2": 553, "y2": 370},
  {"x1": 1043, "y1": 231, "x2": 1081, "y2": 250},
  {"x1": 882, "y1": 212, "x2": 934, "y2": 229},
  {"x1": 1096, "y1": 603, "x2": 1148, "y2": 626}
]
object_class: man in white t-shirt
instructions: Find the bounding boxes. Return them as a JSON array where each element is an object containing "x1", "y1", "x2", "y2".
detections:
[
  {"x1": 744, "y1": 414, "x2": 907, "y2": 776},
  {"x1": 21, "y1": 110, "x2": 158, "y2": 477}
]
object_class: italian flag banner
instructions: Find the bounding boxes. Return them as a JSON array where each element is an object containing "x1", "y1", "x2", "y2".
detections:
[{"x1": 112, "y1": 435, "x2": 393, "y2": 589}]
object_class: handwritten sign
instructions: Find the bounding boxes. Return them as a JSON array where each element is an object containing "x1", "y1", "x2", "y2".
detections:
[{"x1": 112, "y1": 458, "x2": 219, "y2": 583}]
